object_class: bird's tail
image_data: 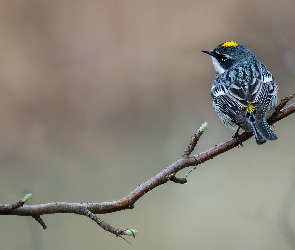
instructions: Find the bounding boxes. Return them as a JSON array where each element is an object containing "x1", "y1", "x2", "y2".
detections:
[{"x1": 249, "y1": 117, "x2": 277, "y2": 145}]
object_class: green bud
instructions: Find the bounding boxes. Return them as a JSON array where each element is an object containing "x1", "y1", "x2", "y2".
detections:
[
  {"x1": 199, "y1": 122, "x2": 208, "y2": 132},
  {"x1": 21, "y1": 193, "x2": 32, "y2": 203},
  {"x1": 123, "y1": 229, "x2": 137, "y2": 237}
]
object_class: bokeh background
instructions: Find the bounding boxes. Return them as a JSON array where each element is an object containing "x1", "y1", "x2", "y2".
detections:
[{"x1": 1, "y1": 1, "x2": 295, "y2": 249}]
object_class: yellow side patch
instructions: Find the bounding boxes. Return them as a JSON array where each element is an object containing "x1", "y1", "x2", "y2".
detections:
[
  {"x1": 246, "y1": 103, "x2": 255, "y2": 113},
  {"x1": 221, "y1": 41, "x2": 238, "y2": 48}
]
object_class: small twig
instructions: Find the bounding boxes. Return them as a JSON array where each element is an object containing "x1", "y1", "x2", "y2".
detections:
[
  {"x1": 81, "y1": 208, "x2": 134, "y2": 243},
  {"x1": 81, "y1": 208, "x2": 117, "y2": 234},
  {"x1": 185, "y1": 167, "x2": 197, "y2": 179},
  {"x1": 32, "y1": 215, "x2": 47, "y2": 230},
  {"x1": 169, "y1": 122, "x2": 208, "y2": 183},
  {"x1": 0, "y1": 194, "x2": 32, "y2": 213},
  {"x1": 167, "y1": 174, "x2": 187, "y2": 184},
  {"x1": 269, "y1": 93, "x2": 295, "y2": 123},
  {"x1": 183, "y1": 122, "x2": 208, "y2": 157}
]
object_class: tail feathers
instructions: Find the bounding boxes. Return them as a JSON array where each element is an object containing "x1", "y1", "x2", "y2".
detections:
[
  {"x1": 256, "y1": 119, "x2": 278, "y2": 141},
  {"x1": 251, "y1": 124, "x2": 267, "y2": 145},
  {"x1": 249, "y1": 118, "x2": 277, "y2": 145}
]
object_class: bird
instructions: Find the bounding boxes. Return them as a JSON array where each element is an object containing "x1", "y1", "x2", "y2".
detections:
[{"x1": 202, "y1": 41, "x2": 278, "y2": 145}]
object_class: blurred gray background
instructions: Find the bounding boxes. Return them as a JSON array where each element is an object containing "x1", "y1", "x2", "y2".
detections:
[{"x1": 1, "y1": 1, "x2": 295, "y2": 249}]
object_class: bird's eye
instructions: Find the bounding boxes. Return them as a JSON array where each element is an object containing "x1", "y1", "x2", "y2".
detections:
[{"x1": 221, "y1": 56, "x2": 228, "y2": 62}]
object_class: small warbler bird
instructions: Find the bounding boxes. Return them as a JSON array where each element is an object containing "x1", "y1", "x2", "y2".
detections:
[{"x1": 202, "y1": 41, "x2": 278, "y2": 145}]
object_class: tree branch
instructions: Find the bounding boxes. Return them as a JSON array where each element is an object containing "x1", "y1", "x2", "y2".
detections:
[{"x1": 1, "y1": 94, "x2": 295, "y2": 242}]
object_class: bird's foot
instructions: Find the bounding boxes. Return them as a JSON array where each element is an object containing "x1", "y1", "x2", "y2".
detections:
[{"x1": 232, "y1": 127, "x2": 243, "y2": 147}]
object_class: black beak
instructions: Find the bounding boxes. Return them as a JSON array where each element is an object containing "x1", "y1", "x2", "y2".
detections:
[{"x1": 202, "y1": 50, "x2": 214, "y2": 56}]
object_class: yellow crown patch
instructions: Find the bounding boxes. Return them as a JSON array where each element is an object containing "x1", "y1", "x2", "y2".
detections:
[
  {"x1": 246, "y1": 103, "x2": 255, "y2": 113},
  {"x1": 221, "y1": 41, "x2": 238, "y2": 48}
]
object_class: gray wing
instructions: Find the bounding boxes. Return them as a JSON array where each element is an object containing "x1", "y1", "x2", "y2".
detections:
[
  {"x1": 212, "y1": 83, "x2": 251, "y2": 131},
  {"x1": 212, "y1": 64, "x2": 277, "y2": 131}
]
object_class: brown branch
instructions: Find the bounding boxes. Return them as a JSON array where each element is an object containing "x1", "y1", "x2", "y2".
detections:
[
  {"x1": 0, "y1": 194, "x2": 32, "y2": 213},
  {"x1": 1, "y1": 94, "x2": 295, "y2": 241},
  {"x1": 183, "y1": 122, "x2": 208, "y2": 157}
]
